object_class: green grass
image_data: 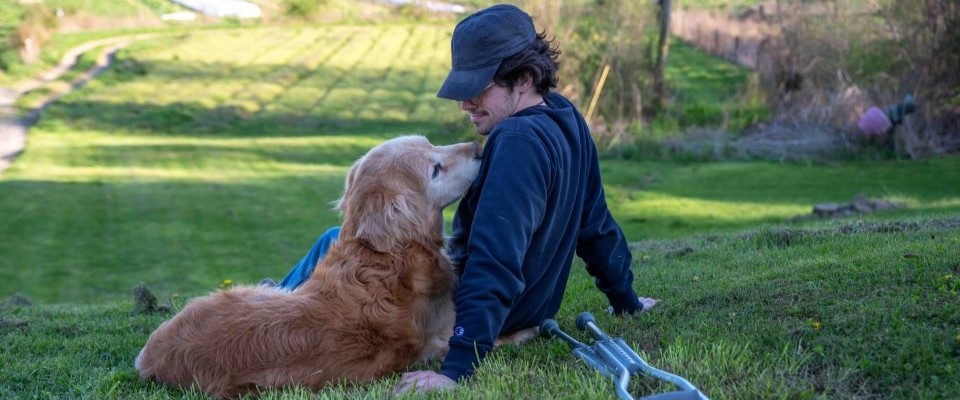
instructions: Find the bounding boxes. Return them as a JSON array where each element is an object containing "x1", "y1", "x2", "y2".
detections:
[
  {"x1": 3, "y1": 218, "x2": 959, "y2": 399},
  {"x1": 600, "y1": 157, "x2": 960, "y2": 240},
  {"x1": 1, "y1": 24, "x2": 959, "y2": 399},
  {"x1": 0, "y1": 25, "x2": 462, "y2": 304}
]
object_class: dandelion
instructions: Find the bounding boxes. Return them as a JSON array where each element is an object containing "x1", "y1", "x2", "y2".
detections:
[
  {"x1": 808, "y1": 319, "x2": 822, "y2": 330},
  {"x1": 220, "y1": 279, "x2": 234, "y2": 288}
]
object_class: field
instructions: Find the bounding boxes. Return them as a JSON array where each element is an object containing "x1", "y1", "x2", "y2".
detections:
[{"x1": 2, "y1": 25, "x2": 959, "y2": 399}]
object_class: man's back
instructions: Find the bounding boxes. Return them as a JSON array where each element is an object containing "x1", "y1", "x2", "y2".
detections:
[{"x1": 442, "y1": 92, "x2": 638, "y2": 380}]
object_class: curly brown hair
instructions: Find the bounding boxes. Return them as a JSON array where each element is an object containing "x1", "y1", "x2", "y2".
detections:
[{"x1": 492, "y1": 32, "x2": 561, "y2": 96}]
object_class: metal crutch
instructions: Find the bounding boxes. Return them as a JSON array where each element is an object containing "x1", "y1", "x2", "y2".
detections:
[{"x1": 540, "y1": 312, "x2": 709, "y2": 400}]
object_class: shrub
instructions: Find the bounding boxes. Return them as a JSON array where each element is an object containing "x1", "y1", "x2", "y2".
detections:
[
  {"x1": 283, "y1": 0, "x2": 331, "y2": 19},
  {"x1": 521, "y1": 0, "x2": 657, "y2": 123},
  {"x1": 767, "y1": 0, "x2": 959, "y2": 157},
  {"x1": 5, "y1": 4, "x2": 58, "y2": 65}
]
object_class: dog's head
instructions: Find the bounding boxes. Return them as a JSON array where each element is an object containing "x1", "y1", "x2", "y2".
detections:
[{"x1": 338, "y1": 136, "x2": 481, "y2": 251}]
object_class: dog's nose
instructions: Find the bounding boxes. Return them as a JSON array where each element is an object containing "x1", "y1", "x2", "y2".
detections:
[{"x1": 471, "y1": 142, "x2": 482, "y2": 159}]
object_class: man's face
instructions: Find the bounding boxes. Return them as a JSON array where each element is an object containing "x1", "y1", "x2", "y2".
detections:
[{"x1": 459, "y1": 83, "x2": 518, "y2": 135}]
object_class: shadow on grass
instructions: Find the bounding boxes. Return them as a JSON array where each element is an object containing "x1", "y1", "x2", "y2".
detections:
[
  {"x1": 30, "y1": 56, "x2": 464, "y2": 138},
  {"x1": 78, "y1": 142, "x2": 372, "y2": 169},
  {"x1": 36, "y1": 98, "x2": 460, "y2": 138}
]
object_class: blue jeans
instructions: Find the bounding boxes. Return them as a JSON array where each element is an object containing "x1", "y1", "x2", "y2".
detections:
[{"x1": 278, "y1": 226, "x2": 340, "y2": 290}]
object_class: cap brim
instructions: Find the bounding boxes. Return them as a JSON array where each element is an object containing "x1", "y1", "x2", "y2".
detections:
[{"x1": 436, "y1": 61, "x2": 501, "y2": 101}]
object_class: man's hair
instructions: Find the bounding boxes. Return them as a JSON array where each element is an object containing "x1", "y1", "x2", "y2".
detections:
[{"x1": 493, "y1": 32, "x2": 560, "y2": 96}]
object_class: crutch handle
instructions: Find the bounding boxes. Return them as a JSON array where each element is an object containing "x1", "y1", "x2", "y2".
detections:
[
  {"x1": 540, "y1": 319, "x2": 561, "y2": 338},
  {"x1": 576, "y1": 311, "x2": 597, "y2": 330},
  {"x1": 577, "y1": 312, "x2": 614, "y2": 341},
  {"x1": 540, "y1": 319, "x2": 589, "y2": 349}
]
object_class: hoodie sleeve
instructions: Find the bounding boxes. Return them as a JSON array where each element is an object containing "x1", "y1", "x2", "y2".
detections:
[
  {"x1": 575, "y1": 146, "x2": 641, "y2": 315},
  {"x1": 440, "y1": 131, "x2": 551, "y2": 381}
]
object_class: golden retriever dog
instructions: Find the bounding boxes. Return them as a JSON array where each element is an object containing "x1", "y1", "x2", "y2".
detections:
[{"x1": 135, "y1": 135, "x2": 481, "y2": 398}]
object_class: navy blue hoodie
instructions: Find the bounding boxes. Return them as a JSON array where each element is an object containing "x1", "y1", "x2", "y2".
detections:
[{"x1": 440, "y1": 92, "x2": 641, "y2": 381}]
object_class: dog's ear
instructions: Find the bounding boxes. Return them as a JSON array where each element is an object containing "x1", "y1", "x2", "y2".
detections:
[
  {"x1": 338, "y1": 146, "x2": 438, "y2": 252},
  {"x1": 349, "y1": 190, "x2": 419, "y2": 252},
  {"x1": 334, "y1": 156, "x2": 365, "y2": 212}
]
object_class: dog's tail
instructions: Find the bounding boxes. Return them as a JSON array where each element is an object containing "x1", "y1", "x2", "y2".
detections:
[{"x1": 134, "y1": 346, "x2": 150, "y2": 378}]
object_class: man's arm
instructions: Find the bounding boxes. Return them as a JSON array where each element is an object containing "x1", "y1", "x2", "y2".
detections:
[{"x1": 576, "y1": 154, "x2": 643, "y2": 315}]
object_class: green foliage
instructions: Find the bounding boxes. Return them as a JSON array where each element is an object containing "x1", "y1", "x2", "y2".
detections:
[
  {"x1": 658, "y1": 40, "x2": 768, "y2": 132},
  {"x1": 525, "y1": 0, "x2": 656, "y2": 123},
  {"x1": 0, "y1": 3, "x2": 59, "y2": 72},
  {"x1": 769, "y1": 0, "x2": 959, "y2": 154},
  {"x1": 519, "y1": 0, "x2": 771, "y2": 158},
  {"x1": 283, "y1": 0, "x2": 325, "y2": 18}
]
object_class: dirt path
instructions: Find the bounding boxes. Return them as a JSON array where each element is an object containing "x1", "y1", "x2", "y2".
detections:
[
  {"x1": 0, "y1": 88, "x2": 26, "y2": 174},
  {"x1": 0, "y1": 33, "x2": 163, "y2": 176}
]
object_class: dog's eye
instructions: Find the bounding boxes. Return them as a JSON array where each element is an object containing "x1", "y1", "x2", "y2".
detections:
[{"x1": 432, "y1": 163, "x2": 442, "y2": 178}]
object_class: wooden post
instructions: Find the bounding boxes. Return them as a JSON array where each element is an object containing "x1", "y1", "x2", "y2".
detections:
[
  {"x1": 586, "y1": 64, "x2": 611, "y2": 121},
  {"x1": 653, "y1": 0, "x2": 672, "y2": 113}
]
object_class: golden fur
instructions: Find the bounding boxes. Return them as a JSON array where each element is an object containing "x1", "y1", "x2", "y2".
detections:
[{"x1": 135, "y1": 136, "x2": 481, "y2": 398}]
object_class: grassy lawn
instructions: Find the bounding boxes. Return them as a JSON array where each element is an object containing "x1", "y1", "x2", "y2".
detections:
[
  {"x1": 602, "y1": 157, "x2": 960, "y2": 240},
  {"x1": 1, "y1": 25, "x2": 459, "y2": 303},
  {"x1": 4, "y1": 219, "x2": 959, "y2": 399},
  {"x1": 1, "y1": 24, "x2": 959, "y2": 399}
]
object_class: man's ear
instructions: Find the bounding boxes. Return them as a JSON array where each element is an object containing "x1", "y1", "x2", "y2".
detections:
[{"x1": 516, "y1": 72, "x2": 534, "y2": 94}]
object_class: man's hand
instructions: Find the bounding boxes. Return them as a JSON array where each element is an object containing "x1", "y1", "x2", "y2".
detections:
[
  {"x1": 638, "y1": 296, "x2": 658, "y2": 311},
  {"x1": 608, "y1": 296, "x2": 659, "y2": 315},
  {"x1": 393, "y1": 370, "x2": 456, "y2": 395}
]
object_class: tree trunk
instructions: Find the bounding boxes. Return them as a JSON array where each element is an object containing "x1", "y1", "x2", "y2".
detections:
[{"x1": 654, "y1": 0, "x2": 672, "y2": 113}]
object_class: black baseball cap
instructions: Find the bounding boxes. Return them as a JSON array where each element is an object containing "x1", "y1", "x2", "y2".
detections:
[{"x1": 436, "y1": 4, "x2": 536, "y2": 101}]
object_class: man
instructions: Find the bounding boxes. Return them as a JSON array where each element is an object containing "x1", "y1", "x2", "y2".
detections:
[
  {"x1": 272, "y1": 3, "x2": 653, "y2": 394},
  {"x1": 391, "y1": 4, "x2": 655, "y2": 394}
]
